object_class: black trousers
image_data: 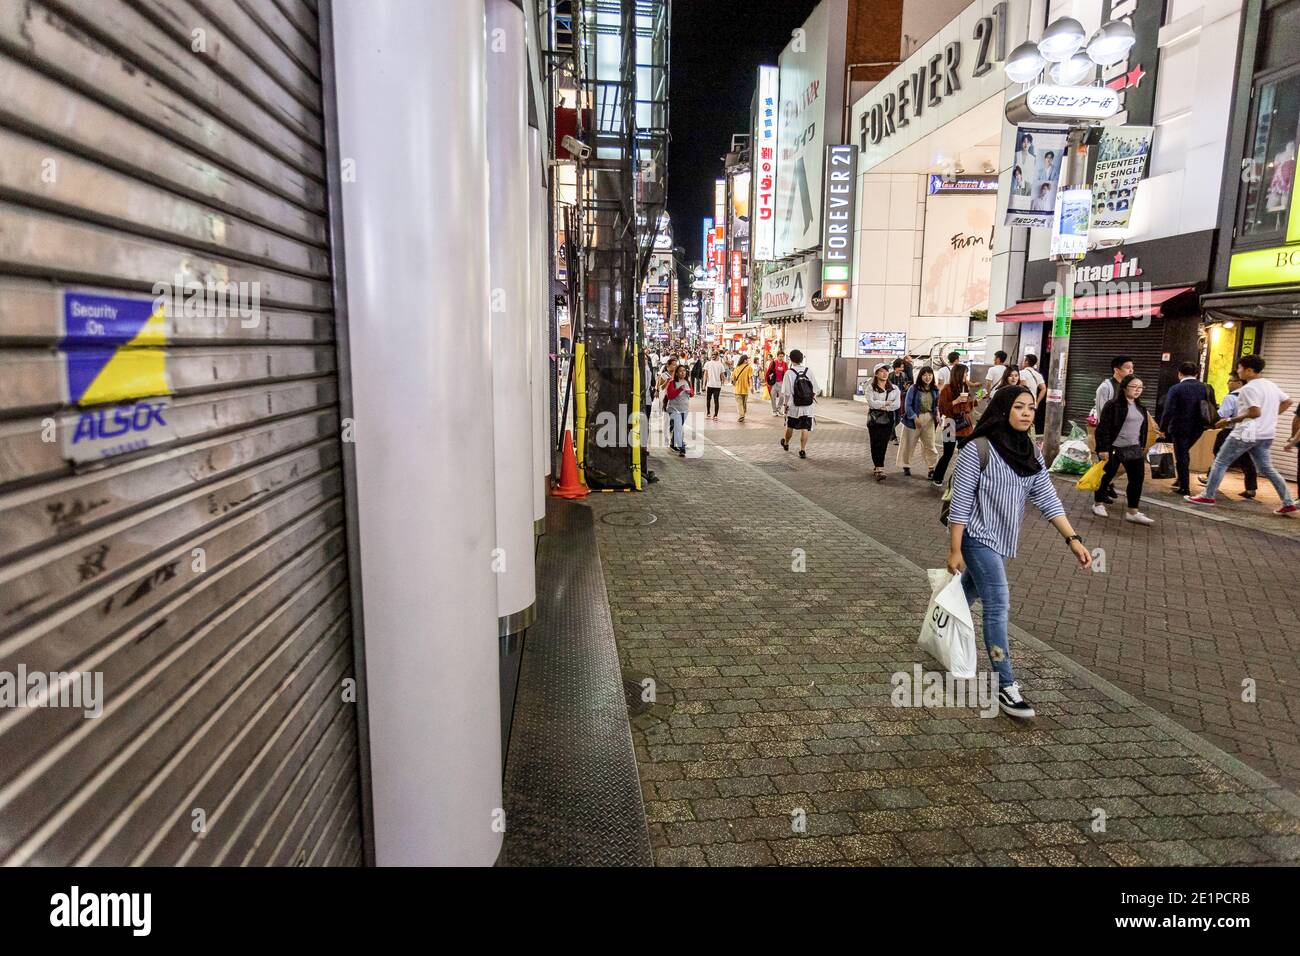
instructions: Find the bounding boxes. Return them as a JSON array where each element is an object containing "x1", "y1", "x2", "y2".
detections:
[
  {"x1": 867, "y1": 422, "x2": 892, "y2": 468},
  {"x1": 1171, "y1": 434, "x2": 1199, "y2": 491},
  {"x1": 933, "y1": 441, "x2": 956, "y2": 483},
  {"x1": 1095, "y1": 450, "x2": 1144, "y2": 508},
  {"x1": 706, "y1": 387, "x2": 720, "y2": 416},
  {"x1": 1212, "y1": 429, "x2": 1257, "y2": 491}
]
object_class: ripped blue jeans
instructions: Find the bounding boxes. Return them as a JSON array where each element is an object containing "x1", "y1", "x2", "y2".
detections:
[{"x1": 960, "y1": 535, "x2": 1014, "y2": 689}]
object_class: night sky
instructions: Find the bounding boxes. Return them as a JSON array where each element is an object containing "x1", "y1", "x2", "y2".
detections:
[{"x1": 665, "y1": 0, "x2": 822, "y2": 264}]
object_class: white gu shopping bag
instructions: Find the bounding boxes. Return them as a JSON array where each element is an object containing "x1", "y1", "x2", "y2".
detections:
[{"x1": 918, "y1": 569, "x2": 977, "y2": 679}]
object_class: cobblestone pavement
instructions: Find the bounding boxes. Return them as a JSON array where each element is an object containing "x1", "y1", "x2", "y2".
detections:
[
  {"x1": 585, "y1": 398, "x2": 1300, "y2": 866},
  {"x1": 702, "y1": 396, "x2": 1300, "y2": 795}
]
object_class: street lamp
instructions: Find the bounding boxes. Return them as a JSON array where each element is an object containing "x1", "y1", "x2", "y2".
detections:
[{"x1": 1003, "y1": 17, "x2": 1133, "y2": 463}]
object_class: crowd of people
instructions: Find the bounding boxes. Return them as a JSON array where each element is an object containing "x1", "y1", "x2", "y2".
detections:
[{"x1": 637, "y1": 341, "x2": 1299, "y2": 720}]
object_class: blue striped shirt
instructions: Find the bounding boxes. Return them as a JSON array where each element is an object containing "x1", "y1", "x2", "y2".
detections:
[{"x1": 948, "y1": 440, "x2": 1065, "y2": 558}]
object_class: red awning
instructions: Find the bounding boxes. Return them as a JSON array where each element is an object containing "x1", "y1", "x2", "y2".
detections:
[{"x1": 995, "y1": 286, "x2": 1197, "y2": 323}]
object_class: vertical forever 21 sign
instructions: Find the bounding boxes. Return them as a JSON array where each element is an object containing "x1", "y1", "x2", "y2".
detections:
[{"x1": 821, "y1": 145, "x2": 857, "y2": 298}]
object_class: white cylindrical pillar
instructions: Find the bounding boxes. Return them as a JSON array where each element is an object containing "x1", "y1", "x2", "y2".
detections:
[
  {"x1": 528, "y1": 126, "x2": 550, "y2": 525},
  {"x1": 331, "y1": 0, "x2": 502, "y2": 866},
  {"x1": 487, "y1": 0, "x2": 537, "y2": 629}
]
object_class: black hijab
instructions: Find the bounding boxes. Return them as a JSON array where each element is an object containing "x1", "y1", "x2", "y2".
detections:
[{"x1": 962, "y1": 385, "x2": 1041, "y2": 476}]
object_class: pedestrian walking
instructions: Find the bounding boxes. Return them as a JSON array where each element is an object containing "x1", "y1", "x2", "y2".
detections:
[
  {"x1": 1091, "y1": 355, "x2": 1134, "y2": 503},
  {"x1": 1205, "y1": 375, "x2": 1258, "y2": 498},
  {"x1": 934, "y1": 350, "x2": 961, "y2": 390},
  {"x1": 888, "y1": 359, "x2": 909, "y2": 437},
  {"x1": 1092, "y1": 374, "x2": 1156, "y2": 524},
  {"x1": 1188, "y1": 354, "x2": 1298, "y2": 513},
  {"x1": 780, "y1": 348, "x2": 817, "y2": 459},
  {"x1": 866, "y1": 363, "x2": 901, "y2": 481},
  {"x1": 1019, "y1": 354, "x2": 1047, "y2": 435},
  {"x1": 703, "y1": 352, "x2": 725, "y2": 419},
  {"x1": 1285, "y1": 405, "x2": 1300, "y2": 487},
  {"x1": 984, "y1": 350, "x2": 1009, "y2": 392},
  {"x1": 946, "y1": 385, "x2": 1093, "y2": 719},
  {"x1": 1158, "y1": 361, "x2": 1213, "y2": 496},
  {"x1": 765, "y1": 349, "x2": 790, "y2": 416},
  {"x1": 932, "y1": 363, "x2": 975, "y2": 486},
  {"x1": 733, "y1": 354, "x2": 754, "y2": 422},
  {"x1": 690, "y1": 354, "x2": 704, "y2": 392},
  {"x1": 899, "y1": 365, "x2": 940, "y2": 478},
  {"x1": 664, "y1": 363, "x2": 693, "y2": 457},
  {"x1": 991, "y1": 365, "x2": 1021, "y2": 396}
]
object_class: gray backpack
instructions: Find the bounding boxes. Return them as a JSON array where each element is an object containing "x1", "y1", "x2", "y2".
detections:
[{"x1": 939, "y1": 438, "x2": 989, "y2": 526}]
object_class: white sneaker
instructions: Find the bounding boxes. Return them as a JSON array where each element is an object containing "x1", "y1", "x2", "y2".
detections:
[
  {"x1": 1092, "y1": 504, "x2": 1108, "y2": 517},
  {"x1": 1125, "y1": 511, "x2": 1154, "y2": 525},
  {"x1": 998, "y1": 682, "x2": 1035, "y2": 719}
]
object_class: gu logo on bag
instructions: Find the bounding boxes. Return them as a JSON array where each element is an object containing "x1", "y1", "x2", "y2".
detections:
[{"x1": 59, "y1": 291, "x2": 176, "y2": 463}]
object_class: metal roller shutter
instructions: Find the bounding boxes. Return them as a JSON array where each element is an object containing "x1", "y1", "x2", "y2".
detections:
[
  {"x1": 1060, "y1": 316, "x2": 1167, "y2": 427},
  {"x1": 1259, "y1": 320, "x2": 1300, "y2": 482},
  {"x1": 0, "y1": 0, "x2": 364, "y2": 865}
]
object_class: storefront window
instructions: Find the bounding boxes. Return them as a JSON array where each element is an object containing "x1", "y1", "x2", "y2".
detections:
[
  {"x1": 1237, "y1": 0, "x2": 1300, "y2": 243},
  {"x1": 1239, "y1": 70, "x2": 1300, "y2": 241}
]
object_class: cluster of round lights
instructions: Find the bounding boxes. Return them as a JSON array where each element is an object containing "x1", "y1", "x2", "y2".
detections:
[{"x1": 1004, "y1": 18, "x2": 1136, "y2": 85}]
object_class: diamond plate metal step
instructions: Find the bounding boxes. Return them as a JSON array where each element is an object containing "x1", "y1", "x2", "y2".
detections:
[{"x1": 498, "y1": 499, "x2": 653, "y2": 866}]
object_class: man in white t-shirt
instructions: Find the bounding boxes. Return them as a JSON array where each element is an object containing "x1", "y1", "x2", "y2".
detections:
[
  {"x1": 703, "y1": 353, "x2": 726, "y2": 419},
  {"x1": 984, "y1": 351, "x2": 1009, "y2": 390},
  {"x1": 1190, "y1": 354, "x2": 1296, "y2": 513},
  {"x1": 933, "y1": 351, "x2": 960, "y2": 390}
]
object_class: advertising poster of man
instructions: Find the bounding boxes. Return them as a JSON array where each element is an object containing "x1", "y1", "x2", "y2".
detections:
[{"x1": 1005, "y1": 126, "x2": 1069, "y2": 228}]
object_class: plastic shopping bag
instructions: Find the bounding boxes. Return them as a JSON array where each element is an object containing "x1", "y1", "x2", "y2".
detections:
[
  {"x1": 1075, "y1": 459, "x2": 1106, "y2": 492},
  {"x1": 1148, "y1": 442, "x2": 1175, "y2": 479},
  {"x1": 918, "y1": 569, "x2": 977, "y2": 679},
  {"x1": 1049, "y1": 421, "x2": 1092, "y2": 475}
]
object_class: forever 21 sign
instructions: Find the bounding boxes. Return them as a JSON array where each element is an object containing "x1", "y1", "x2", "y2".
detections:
[{"x1": 859, "y1": 1, "x2": 1007, "y2": 148}]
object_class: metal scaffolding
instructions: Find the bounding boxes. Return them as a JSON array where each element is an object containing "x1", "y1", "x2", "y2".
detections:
[{"x1": 542, "y1": 0, "x2": 670, "y2": 489}]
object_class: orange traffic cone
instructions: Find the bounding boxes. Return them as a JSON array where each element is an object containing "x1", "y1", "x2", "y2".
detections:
[{"x1": 551, "y1": 430, "x2": 589, "y2": 499}]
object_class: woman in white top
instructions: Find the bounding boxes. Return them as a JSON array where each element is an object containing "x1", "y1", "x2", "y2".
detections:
[{"x1": 865, "y1": 363, "x2": 901, "y2": 481}]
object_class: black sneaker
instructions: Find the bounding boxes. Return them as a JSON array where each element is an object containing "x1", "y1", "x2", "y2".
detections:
[
  {"x1": 780, "y1": 438, "x2": 789, "y2": 451},
  {"x1": 799, "y1": 450, "x2": 807, "y2": 459},
  {"x1": 998, "y1": 682, "x2": 1035, "y2": 719},
  {"x1": 903, "y1": 467, "x2": 911, "y2": 476}
]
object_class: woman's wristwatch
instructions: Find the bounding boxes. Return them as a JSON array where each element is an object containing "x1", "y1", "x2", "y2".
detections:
[{"x1": 1065, "y1": 533, "x2": 1084, "y2": 545}]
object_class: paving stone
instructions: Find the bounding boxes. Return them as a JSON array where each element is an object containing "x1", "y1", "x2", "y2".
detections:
[{"x1": 587, "y1": 406, "x2": 1300, "y2": 867}]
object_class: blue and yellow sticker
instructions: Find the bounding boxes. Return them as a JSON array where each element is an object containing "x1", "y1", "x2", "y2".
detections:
[{"x1": 61, "y1": 291, "x2": 170, "y2": 406}]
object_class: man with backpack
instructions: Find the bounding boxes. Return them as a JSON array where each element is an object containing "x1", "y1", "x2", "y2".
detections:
[
  {"x1": 1158, "y1": 361, "x2": 1214, "y2": 496},
  {"x1": 765, "y1": 349, "x2": 789, "y2": 416},
  {"x1": 780, "y1": 349, "x2": 817, "y2": 459}
]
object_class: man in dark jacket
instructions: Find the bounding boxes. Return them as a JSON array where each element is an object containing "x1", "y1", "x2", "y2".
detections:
[{"x1": 1158, "y1": 361, "x2": 1213, "y2": 495}]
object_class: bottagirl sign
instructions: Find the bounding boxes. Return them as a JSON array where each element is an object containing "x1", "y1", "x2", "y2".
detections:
[{"x1": 820, "y1": 144, "x2": 857, "y2": 298}]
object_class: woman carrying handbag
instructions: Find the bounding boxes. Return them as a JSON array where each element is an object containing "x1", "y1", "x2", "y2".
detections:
[
  {"x1": 1091, "y1": 374, "x2": 1155, "y2": 525},
  {"x1": 865, "y1": 363, "x2": 901, "y2": 481},
  {"x1": 932, "y1": 363, "x2": 975, "y2": 486}
]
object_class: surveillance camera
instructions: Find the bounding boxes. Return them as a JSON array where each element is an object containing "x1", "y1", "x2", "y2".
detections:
[{"x1": 561, "y1": 135, "x2": 591, "y2": 160}]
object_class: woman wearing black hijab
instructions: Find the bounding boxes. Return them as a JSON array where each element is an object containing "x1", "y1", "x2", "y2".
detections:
[{"x1": 944, "y1": 385, "x2": 1092, "y2": 719}]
